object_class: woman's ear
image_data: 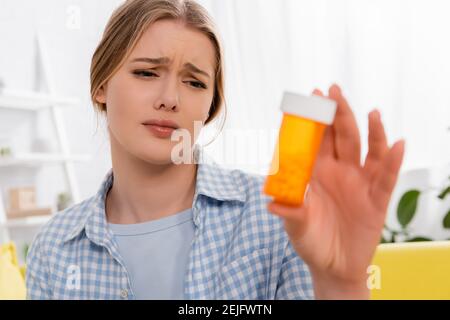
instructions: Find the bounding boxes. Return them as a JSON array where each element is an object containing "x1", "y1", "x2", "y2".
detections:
[{"x1": 94, "y1": 84, "x2": 107, "y2": 105}]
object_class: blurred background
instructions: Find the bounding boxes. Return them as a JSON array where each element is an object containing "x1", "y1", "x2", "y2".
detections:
[{"x1": 0, "y1": 0, "x2": 449, "y2": 265}]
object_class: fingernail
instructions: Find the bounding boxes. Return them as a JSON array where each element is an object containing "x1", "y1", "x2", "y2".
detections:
[
  {"x1": 372, "y1": 109, "x2": 381, "y2": 119},
  {"x1": 332, "y1": 83, "x2": 341, "y2": 93},
  {"x1": 396, "y1": 139, "x2": 406, "y2": 150}
]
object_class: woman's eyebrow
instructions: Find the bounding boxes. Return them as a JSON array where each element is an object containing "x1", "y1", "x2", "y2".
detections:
[
  {"x1": 184, "y1": 62, "x2": 211, "y2": 79},
  {"x1": 131, "y1": 57, "x2": 170, "y2": 65},
  {"x1": 130, "y1": 57, "x2": 211, "y2": 78}
]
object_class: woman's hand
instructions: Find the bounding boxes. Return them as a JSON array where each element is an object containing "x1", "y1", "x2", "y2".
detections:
[{"x1": 267, "y1": 84, "x2": 405, "y2": 299}]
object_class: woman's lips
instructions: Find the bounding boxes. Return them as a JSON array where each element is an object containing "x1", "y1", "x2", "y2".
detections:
[
  {"x1": 142, "y1": 119, "x2": 180, "y2": 139},
  {"x1": 144, "y1": 124, "x2": 176, "y2": 139}
]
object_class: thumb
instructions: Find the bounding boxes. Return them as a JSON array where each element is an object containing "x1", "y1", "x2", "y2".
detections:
[
  {"x1": 267, "y1": 201, "x2": 307, "y2": 223},
  {"x1": 267, "y1": 201, "x2": 309, "y2": 242}
]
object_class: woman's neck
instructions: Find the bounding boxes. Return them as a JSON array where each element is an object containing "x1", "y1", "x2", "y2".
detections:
[{"x1": 105, "y1": 145, "x2": 197, "y2": 225}]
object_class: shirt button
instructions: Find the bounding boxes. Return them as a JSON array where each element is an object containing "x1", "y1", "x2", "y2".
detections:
[{"x1": 120, "y1": 289, "x2": 128, "y2": 299}]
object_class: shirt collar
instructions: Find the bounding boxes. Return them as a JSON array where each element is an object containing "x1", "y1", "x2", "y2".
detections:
[
  {"x1": 63, "y1": 148, "x2": 246, "y2": 244},
  {"x1": 63, "y1": 169, "x2": 114, "y2": 245},
  {"x1": 194, "y1": 149, "x2": 247, "y2": 203}
]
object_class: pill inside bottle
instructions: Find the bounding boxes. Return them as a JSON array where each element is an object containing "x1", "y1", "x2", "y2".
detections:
[{"x1": 264, "y1": 92, "x2": 337, "y2": 206}]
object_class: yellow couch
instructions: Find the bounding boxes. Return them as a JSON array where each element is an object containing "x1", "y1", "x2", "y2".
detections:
[
  {"x1": 370, "y1": 241, "x2": 450, "y2": 300},
  {"x1": 3, "y1": 239, "x2": 449, "y2": 300},
  {"x1": 0, "y1": 242, "x2": 27, "y2": 300}
]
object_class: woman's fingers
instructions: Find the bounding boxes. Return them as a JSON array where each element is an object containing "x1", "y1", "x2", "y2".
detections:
[
  {"x1": 328, "y1": 84, "x2": 362, "y2": 166},
  {"x1": 369, "y1": 140, "x2": 405, "y2": 212},
  {"x1": 267, "y1": 201, "x2": 308, "y2": 239},
  {"x1": 312, "y1": 89, "x2": 324, "y2": 96},
  {"x1": 363, "y1": 109, "x2": 389, "y2": 179},
  {"x1": 318, "y1": 126, "x2": 336, "y2": 159},
  {"x1": 312, "y1": 89, "x2": 336, "y2": 159},
  {"x1": 268, "y1": 201, "x2": 304, "y2": 219}
]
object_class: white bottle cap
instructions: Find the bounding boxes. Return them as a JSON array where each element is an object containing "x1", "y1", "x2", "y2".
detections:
[{"x1": 281, "y1": 91, "x2": 337, "y2": 125}]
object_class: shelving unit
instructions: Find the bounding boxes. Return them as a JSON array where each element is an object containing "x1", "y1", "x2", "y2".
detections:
[
  {"x1": 0, "y1": 33, "x2": 89, "y2": 243},
  {"x1": 0, "y1": 152, "x2": 90, "y2": 168},
  {"x1": 0, "y1": 90, "x2": 78, "y2": 111},
  {"x1": 0, "y1": 215, "x2": 52, "y2": 229}
]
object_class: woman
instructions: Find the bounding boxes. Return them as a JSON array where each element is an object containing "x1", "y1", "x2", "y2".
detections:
[{"x1": 26, "y1": 0, "x2": 404, "y2": 300}]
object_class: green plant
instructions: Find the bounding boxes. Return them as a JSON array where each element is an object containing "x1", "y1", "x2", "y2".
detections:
[
  {"x1": 381, "y1": 176, "x2": 450, "y2": 243},
  {"x1": 23, "y1": 243, "x2": 29, "y2": 261},
  {"x1": 0, "y1": 147, "x2": 11, "y2": 156},
  {"x1": 56, "y1": 192, "x2": 72, "y2": 211}
]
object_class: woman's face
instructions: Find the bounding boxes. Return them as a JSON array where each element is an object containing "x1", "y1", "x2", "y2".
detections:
[{"x1": 95, "y1": 19, "x2": 216, "y2": 165}]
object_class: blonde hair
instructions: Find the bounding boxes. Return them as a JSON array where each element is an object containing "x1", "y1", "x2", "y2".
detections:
[{"x1": 90, "y1": 0, "x2": 226, "y2": 126}]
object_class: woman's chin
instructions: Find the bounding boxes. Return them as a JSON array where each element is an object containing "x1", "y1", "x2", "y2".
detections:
[{"x1": 135, "y1": 145, "x2": 181, "y2": 166}]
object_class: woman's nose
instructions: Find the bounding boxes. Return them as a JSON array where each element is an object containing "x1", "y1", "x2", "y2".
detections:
[{"x1": 154, "y1": 77, "x2": 179, "y2": 112}]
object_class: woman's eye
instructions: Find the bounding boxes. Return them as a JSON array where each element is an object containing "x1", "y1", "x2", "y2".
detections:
[
  {"x1": 133, "y1": 71, "x2": 206, "y2": 89},
  {"x1": 188, "y1": 81, "x2": 207, "y2": 89},
  {"x1": 133, "y1": 70, "x2": 157, "y2": 78}
]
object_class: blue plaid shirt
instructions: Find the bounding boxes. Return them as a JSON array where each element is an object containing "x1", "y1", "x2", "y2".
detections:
[{"x1": 26, "y1": 153, "x2": 314, "y2": 300}]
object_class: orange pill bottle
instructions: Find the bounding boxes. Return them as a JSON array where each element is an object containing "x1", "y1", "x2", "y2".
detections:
[{"x1": 264, "y1": 92, "x2": 337, "y2": 206}]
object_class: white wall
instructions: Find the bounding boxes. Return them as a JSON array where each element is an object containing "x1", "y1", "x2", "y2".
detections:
[
  {"x1": 0, "y1": 0, "x2": 122, "y2": 203},
  {"x1": 0, "y1": 0, "x2": 449, "y2": 255}
]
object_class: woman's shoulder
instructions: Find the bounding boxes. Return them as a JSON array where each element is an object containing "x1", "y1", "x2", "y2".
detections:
[
  {"x1": 198, "y1": 160, "x2": 270, "y2": 203},
  {"x1": 199, "y1": 162, "x2": 281, "y2": 225},
  {"x1": 28, "y1": 196, "x2": 97, "y2": 253},
  {"x1": 201, "y1": 163, "x2": 291, "y2": 263},
  {"x1": 229, "y1": 167, "x2": 268, "y2": 198},
  {"x1": 29, "y1": 170, "x2": 113, "y2": 252}
]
